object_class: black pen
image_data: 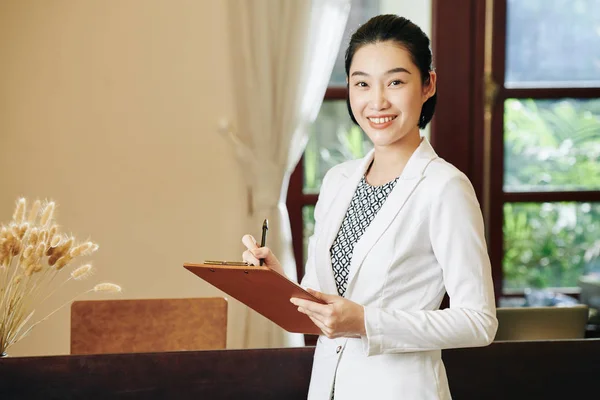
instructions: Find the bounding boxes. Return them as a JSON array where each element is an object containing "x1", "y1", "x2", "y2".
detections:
[{"x1": 260, "y1": 218, "x2": 268, "y2": 266}]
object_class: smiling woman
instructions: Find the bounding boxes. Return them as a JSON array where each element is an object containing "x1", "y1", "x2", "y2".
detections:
[
  {"x1": 346, "y1": 38, "x2": 436, "y2": 183},
  {"x1": 349, "y1": 46, "x2": 426, "y2": 140},
  {"x1": 242, "y1": 14, "x2": 497, "y2": 400}
]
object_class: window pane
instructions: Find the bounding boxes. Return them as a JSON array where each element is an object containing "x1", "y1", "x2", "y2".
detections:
[
  {"x1": 303, "y1": 205, "x2": 315, "y2": 263},
  {"x1": 505, "y1": 0, "x2": 600, "y2": 87},
  {"x1": 504, "y1": 98, "x2": 600, "y2": 192},
  {"x1": 503, "y1": 202, "x2": 600, "y2": 290},
  {"x1": 329, "y1": 0, "x2": 381, "y2": 86},
  {"x1": 303, "y1": 101, "x2": 373, "y2": 194}
]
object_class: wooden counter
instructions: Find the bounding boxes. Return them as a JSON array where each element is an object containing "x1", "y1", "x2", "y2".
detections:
[{"x1": 1, "y1": 340, "x2": 598, "y2": 399}]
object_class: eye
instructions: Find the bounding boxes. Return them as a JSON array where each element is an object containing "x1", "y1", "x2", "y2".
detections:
[
  {"x1": 389, "y1": 80, "x2": 404, "y2": 86},
  {"x1": 354, "y1": 81, "x2": 368, "y2": 88}
]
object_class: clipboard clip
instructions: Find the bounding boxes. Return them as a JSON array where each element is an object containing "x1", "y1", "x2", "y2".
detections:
[{"x1": 204, "y1": 260, "x2": 250, "y2": 266}]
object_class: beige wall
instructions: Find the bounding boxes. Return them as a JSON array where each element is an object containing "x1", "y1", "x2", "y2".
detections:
[{"x1": 0, "y1": 0, "x2": 248, "y2": 356}]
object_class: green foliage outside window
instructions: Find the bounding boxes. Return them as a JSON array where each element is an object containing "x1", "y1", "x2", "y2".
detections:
[{"x1": 503, "y1": 99, "x2": 600, "y2": 289}]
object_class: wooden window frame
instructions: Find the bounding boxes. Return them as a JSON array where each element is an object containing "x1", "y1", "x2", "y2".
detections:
[
  {"x1": 488, "y1": 0, "x2": 600, "y2": 297},
  {"x1": 432, "y1": 0, "x2": 600, "y2": 300}
]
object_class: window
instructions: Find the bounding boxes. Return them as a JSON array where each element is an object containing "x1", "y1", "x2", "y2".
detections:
[
  {"x1": 502, "y1": 99, "x2": 600, "y2": 290},
  {"x1": 491, "y1": 0, "x2": 600, "y2": 296},
  {"x1": 434, "y1": 0, "x2": 600, "y2": 299}
]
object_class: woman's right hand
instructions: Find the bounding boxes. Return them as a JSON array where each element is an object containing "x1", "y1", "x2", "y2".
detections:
[{"x1": 241, "y1": 234, "x2": 285, "y2": 276}]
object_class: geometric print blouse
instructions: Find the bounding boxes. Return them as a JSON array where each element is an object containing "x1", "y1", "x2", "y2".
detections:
[{"x1": 329, "y1": 175, "x2": 399, "y2": 297}]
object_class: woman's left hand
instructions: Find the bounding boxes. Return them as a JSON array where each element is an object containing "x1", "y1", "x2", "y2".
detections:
[{"x1": 291, "y1": 288, "x2": 366, "y2": 339}]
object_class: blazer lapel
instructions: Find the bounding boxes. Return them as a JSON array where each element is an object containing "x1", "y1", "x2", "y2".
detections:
[
  {"x1": 344, "y1": 137, "x2": 439, "y2": 298},
  {"x1": 315, "y1": 152, "x2": 375, "y2": 296}
]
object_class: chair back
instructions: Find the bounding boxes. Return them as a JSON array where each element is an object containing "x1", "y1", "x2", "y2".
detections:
[
  {"x1": 494, "y1": 305, "x2": 588, "y2": 341},
  {"x1": 71, "y1": 297, "x2": 227, "y2": 354}
]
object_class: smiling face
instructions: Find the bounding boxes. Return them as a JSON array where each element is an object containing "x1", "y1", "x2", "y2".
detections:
[{"x1": 348, "y1": 41, "x2": 436, "y2": 150}]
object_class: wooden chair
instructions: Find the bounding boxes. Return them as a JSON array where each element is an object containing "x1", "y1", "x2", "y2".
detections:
[
  {"x1": 70, "y1": 297, "x2": 227, "y2": 355},
  {"x1": 494, "y1": 305, "x2": 589, "y2": 341}
]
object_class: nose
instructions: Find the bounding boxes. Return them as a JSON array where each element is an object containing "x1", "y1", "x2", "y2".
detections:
[{"x1": 369, "y1": 86, "x2": 389, "y2": 111}]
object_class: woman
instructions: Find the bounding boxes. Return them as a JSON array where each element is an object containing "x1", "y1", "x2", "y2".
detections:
[{"x1": 242, "y1": 15, "x2": 497, "y2": 400}]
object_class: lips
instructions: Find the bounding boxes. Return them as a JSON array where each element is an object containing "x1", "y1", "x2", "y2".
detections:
[
  {"x1": 366, "y1": 115, "x2": 397, "y2": 129},
  {"x1": 368, "y1": 116, "x2": 396, "y2": 124}
]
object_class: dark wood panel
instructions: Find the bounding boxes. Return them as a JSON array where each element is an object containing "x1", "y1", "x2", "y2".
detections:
[
  {"x1": 431, "y1": 0, "x2": 476, "y2": 180},
  {"x1": 1, "y1": 340, "x2": 599, "y2": 399},
  {"x1": 446, "y1": 339, "x2": 600, "y2": 399},
  {"x1": 286, "y1": 156, "x2": 305, "y2": 283},
  {"x1": 324, "y1": 87, "x2": 347, "y2": 100},
  {"x1": 489, "y1": 89, "x2": 506, "y2": 298},
  {"x1": 471, "y1": 0, "x2": 487, "y2": 204},
  {"x1": 491, "y1": 0, "x2": 507, "y2": 86},
  {"x1": 489, "y1": 0, "x2": 509, "y2": 298},
  {"x1": 0, "y1": 348, "x2": 313, "y2": 400},
  {"x1": 302, "y1": 193, "x2": 319, "y2": 205}
]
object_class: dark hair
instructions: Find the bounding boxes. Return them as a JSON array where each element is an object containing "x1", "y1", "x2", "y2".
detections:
[{"x1": 344, "y1": 15, "x2": 436, "y2": 129}]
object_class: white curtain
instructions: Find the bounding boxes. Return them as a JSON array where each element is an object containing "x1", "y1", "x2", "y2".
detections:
[{"x1": 221, "y1": 0, "x2": 350, "y2": 348}]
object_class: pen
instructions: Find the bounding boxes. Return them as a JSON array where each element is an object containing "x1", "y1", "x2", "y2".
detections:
[{"x1": 260, "y1": 218, "x2": 268, "y2": 266}]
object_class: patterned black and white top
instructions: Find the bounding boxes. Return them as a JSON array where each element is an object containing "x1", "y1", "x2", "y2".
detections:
[{"x1": 330, "y1": 175, "x2": 399, "y2": 297}]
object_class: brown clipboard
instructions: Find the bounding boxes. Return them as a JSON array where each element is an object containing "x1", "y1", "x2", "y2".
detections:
[{"x1": 183, "y1": 262, "x2": 325, "y2": 335}]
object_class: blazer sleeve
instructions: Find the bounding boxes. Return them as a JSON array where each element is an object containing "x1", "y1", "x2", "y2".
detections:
[{"x1": 362, "y1": 175, "x2": 498, "y2": 355}]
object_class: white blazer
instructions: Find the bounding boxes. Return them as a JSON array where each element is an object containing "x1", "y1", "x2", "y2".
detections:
[{"x1": 301, "y1": 137, "x2": 498, "y2": 400}]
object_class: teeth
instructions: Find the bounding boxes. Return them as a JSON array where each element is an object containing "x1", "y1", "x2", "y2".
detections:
[{"x1": 369, "y1": 116, "x2": 395, "y2": 124}]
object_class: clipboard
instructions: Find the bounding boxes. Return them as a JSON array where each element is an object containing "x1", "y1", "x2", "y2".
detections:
[{"x1": 183, "y1": 262, "x2": 325, "y2": 335}]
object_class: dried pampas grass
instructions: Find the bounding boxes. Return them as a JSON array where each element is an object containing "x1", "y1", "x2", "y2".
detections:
[{"x1": 0, "y1": 198, "x2": 121, "y2": 355}]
